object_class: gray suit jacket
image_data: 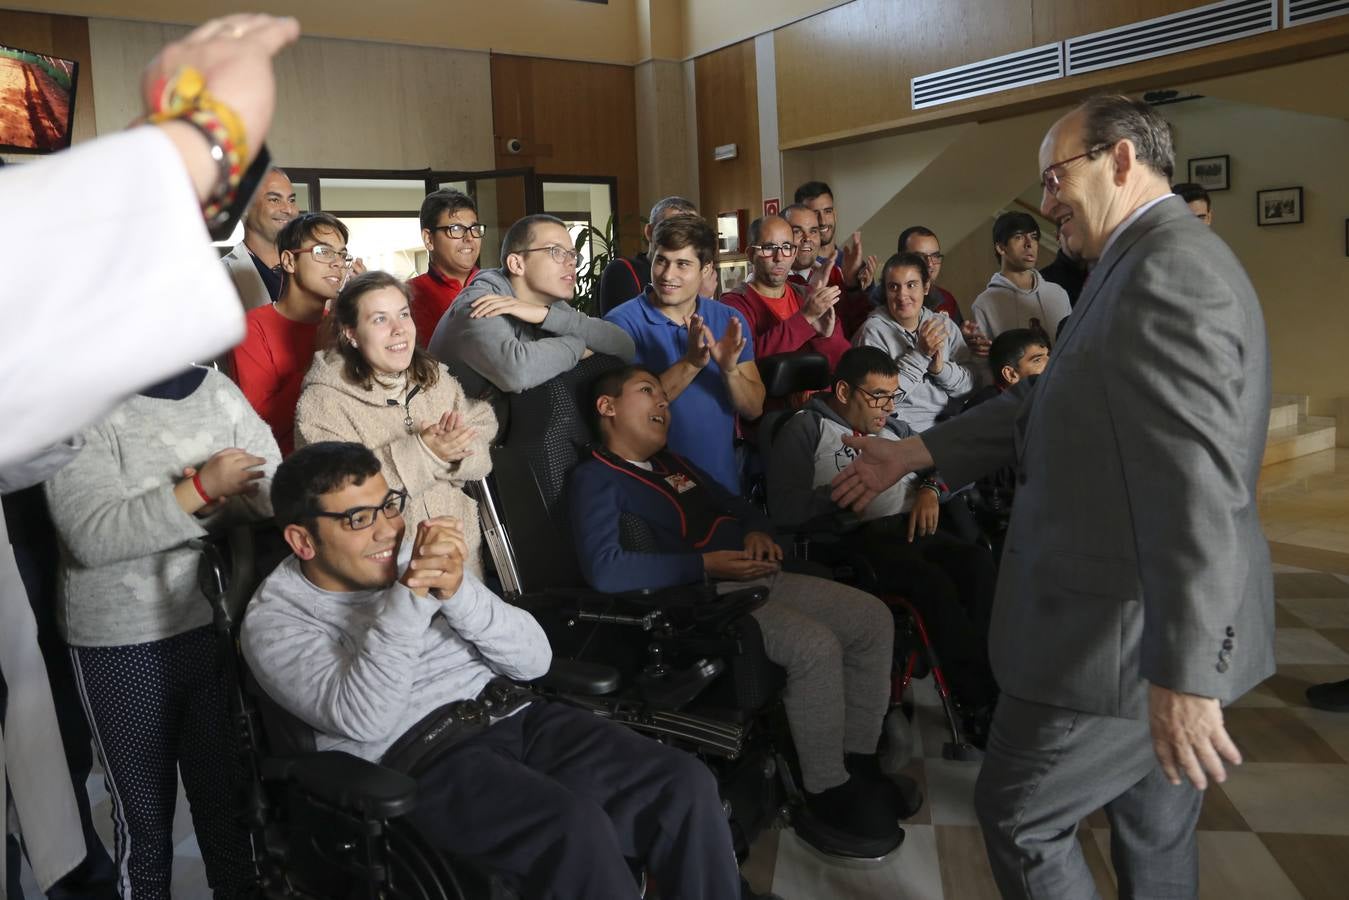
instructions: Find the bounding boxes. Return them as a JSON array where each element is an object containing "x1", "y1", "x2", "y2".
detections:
[
  {"x1": 222, "y1": 241, "x2": 273, "y2": 312},
  {"x1": 923, "y1": 196, "x2": 1274, "y2": 719}
]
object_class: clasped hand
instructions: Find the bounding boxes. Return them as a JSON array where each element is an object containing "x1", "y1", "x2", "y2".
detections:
[
  {"x1": 400, "y1": 517, "x2": 468, "y2": 600},
  {"x1": 702, "y1": 531, "x2": 782, "y2": 581}
]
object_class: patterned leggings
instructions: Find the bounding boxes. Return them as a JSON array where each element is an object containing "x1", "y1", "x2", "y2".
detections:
[{"x1": 70, "y1": 626, "x2": 255, "y2": 899}]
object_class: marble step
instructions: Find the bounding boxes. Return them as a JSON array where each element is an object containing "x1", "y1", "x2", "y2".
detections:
[{"x1": 1263, "y1": 417, "x2": 1337, "y2": 467}]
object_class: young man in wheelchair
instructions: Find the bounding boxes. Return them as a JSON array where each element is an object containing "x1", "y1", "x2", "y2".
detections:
[
  {"x1": 570, "y1": 365, "x2": 917, "y2": 856},
  {"x1": 240, "y1": 441, "x2": 743, "y2": 900},
  {"x1": 766, "y1": 346, "x2": 999, "y2": 735}
]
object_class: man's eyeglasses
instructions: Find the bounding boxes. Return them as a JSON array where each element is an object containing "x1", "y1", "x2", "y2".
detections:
[
  {"x1": 856, "y1": 387, "x2": 905, "y2": 409},
  {"x1": 432, "y1": 223, "x2": 486, "y2": 240},
  {"x1": 917, "y1": 252, "x2": 944, "y2": 263},
  {"x1": 1040, "y1": 142, "x2": 1114, "y2": 195},
  {"x1": 299, "y1": 244, "x2": 354, "y2": 268},
  {"x1": 312, "y1": 489, "x2": 408, "y2": 531},
  {"x1": 749, "y1": 242, "x2": 799, "y2": 258},
  {"x1": 520, "y1": 245, "x2": 581, "y2": 267}
]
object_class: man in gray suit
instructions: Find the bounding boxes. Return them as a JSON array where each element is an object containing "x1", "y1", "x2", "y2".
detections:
[
  {"x1": 222, "y1": 166, "x2": 298, "y2": 310},
  {"x1": 832, "y1": 94, "x2": 1274, "y2": 898}
]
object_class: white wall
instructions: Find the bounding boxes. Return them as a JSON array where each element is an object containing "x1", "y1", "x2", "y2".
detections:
[{"x1": 1164, "y1": 97, "x2": 1349, "y2": 413}]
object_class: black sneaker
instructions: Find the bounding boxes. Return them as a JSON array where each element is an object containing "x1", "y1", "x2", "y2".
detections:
[
  {"x1": 844, "y1": 752, "x2": 923, "y2": 819},
  {"x1": 1307, "y1": 678, "x2": 1349, "y2": 712}
]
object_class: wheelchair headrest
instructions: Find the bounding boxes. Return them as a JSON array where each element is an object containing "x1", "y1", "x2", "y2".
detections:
[{"x1": 757, "y1": 352, "x2": 831, "y2": 398}]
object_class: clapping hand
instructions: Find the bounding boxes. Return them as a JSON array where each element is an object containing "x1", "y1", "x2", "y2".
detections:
[
  {"x1": 196, "y1": 448, "x2": 267, "y2": 498},
  {"x1": 961, "y1": 320, "x2": 991, "y2": 357},
  {"x1": 710, "y1": 315, "x2": 747, "y2": 373},
  {"x1": 401, "y1": 517, "x2": 468, "y2": 600},
  {"x1": 682, "y1": 312, "x2": 712, "y2": 369},
  {"x1": 420, "y1": 411, "x2": 477, "y2": 463}
]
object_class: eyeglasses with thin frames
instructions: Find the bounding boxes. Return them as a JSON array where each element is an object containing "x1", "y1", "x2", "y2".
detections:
[
  {"x1": 432, "y1": 223, "x2": 486, "y2": 239},
  {"x1": 1040, "y1": 142, "x2": 1114, "y2": 195},
  {"x1": 749, "y1": 242, "x2": 799, "y2": 258},
  {"x1": 520, "y1": 245, "x2": 581, "y2": 267},
  {"x1": 312, "y1": 489, "x2": 408, "y2": 531},
  {"x1": 298, "y1": 244, "x2": 354, "y2": 268}
]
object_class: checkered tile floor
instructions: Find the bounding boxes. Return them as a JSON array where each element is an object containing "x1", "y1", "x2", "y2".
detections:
[
  {"x1": 742, "y1": 564, "x2": 1349, "y2": 899},
  {"x1": 16, "y1": 570, "x2": 1349, "y2": 900}
]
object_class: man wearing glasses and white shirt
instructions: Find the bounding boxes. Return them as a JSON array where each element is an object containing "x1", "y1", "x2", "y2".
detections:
[
  {"x1": 231, "y1": 212, "x2": 354, "y2": 455},
  {"x1": 430, "y1": 214, "x2": 636, "y2": 398}
]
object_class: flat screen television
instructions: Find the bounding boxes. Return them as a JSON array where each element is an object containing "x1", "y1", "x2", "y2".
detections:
[{"x1": 0, "y1": 42, "x2": 78, "y2": 153}]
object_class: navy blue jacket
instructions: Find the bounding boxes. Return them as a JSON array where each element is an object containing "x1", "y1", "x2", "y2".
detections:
[{"x1": 569, "y1": 448, "x2": 774, "y2": 594}]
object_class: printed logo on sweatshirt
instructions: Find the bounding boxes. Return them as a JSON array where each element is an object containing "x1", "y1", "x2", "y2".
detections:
[{"x1": 664, "y1": 472, "x2": 696, "y2": 494}]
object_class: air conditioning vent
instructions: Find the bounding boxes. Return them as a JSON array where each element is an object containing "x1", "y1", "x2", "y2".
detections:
[
  {"x1": 911, "y1": 43, "x2": 1063, "y2": 110},
  {"x1": 1065, "y1": 0, "x2": 1277, "y2": 76},
  {"x1": 1286, "y1": 0, "x2": 1349, "y2": 26}
]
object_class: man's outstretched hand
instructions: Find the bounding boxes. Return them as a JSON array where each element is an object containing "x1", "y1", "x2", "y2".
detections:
[
  {"x1": 830, "y1": 434, "x2": 933, "y2": 512},
  {"x1": 1148, "y1": 683, "x2": 1242, "y2": 791}
]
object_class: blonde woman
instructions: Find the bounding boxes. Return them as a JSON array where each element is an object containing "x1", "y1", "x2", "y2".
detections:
[{"x1": 295, "y1": 271, "x2": 496, "y2": 575}]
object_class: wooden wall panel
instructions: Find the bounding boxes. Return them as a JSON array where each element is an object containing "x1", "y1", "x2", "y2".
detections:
[
  {"x1": 694, "y1": 39, "x2": 761, "y2": 228},
  {"x1": 0, "y1": 10, "x2": 95, "y2": 152},
  {"x1": 87, "y1": 19, "x2": 496, "y2": 171},
  {"x1": 490, "y1": 54, "x2": 641, "y2": 254},
  {"x1": 774, "y1": 0, "x2": 1035, "y2": 149},
  {"x1": 1032, "y1": 0, "x2": 1224, "y2": 44}
]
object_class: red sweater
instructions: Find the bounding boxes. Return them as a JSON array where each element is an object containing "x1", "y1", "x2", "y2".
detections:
[
  {"x1": 229, "y1": 304, "x2": 321, "y2": 455},
  {"x1": 721, "y1": 282, "x2": 852, "y2": 370},
  {"x1": 408, "y1": 266, "x2": 478, "y2": 348},
  {"x1": 787, "y1": 265, "x2": 871, "y2": 338}
]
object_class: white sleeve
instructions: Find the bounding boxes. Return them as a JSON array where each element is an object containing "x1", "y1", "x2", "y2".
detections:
[{"x1": 0, "y1": 126, "x2": 245, "y2": 469}]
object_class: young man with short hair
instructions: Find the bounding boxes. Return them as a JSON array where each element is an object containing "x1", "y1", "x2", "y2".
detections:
[
  {"x1": 570, "y1": 368, "x2": 911, "y2": 856},
  {"x1": 782, "y1": 203, "x2": 873, "y2": 338},
  {"x1": 722, "y1": 215, "x2": 851, "y2": 371},
  {"x1": 605, "y1": 215, "x2": 764, "y2": 493},
  {"x1": 767, "y1": 346, "x2": 998, "y2": 717},
  {"x1": 853, "y1": 252, "x2": 975, "y2": 432},
  {"x1": 231, "y1": 212, "x2": 352, "y2": 454},
  {"x1": 408, "y1": 189, "x2": 483, "y2": 348},
  {"x1": 429, "y1": 214, "x2": 636, "y2": 397},
  {"x1": 961, "y1": 328, "x2": 1052, "y2": 413},
  {"x1": 970, "y1": 212, "x2": 1071, "y2": 344},
  {"x1": 794, "y1": 181, "x2": 875, "y2": 299},
  {"x1": 222, "y1": 166, "x2": 299, "y2": 310},
  {"x1": 1171, "y1": 182, "x2": 1213, "y2": 226},
  {"x1": 597, "y1": 196, "x2": 698, "y2": 315},
  {"x1": 241, "y1": 441, "x2": 744, "y2": 900}
]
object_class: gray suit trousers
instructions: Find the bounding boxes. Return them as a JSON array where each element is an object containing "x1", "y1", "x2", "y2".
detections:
[{"x1": 975, "y1": 695, "x2": 1202, "y2": 900}]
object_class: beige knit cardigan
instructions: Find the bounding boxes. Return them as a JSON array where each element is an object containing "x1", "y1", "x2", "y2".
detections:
[{"x1": 294, "y1": 350, "x2": 497, "y2": 576}]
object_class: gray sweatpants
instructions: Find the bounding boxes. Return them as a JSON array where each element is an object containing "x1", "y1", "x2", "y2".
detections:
[{"x1": 745, "y1": 571, "x2": 894, "y2": 793}]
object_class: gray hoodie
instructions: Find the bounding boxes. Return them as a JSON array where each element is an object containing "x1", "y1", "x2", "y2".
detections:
[
  {"x1": 970, "y1": 270, "x2": 1072, "y2": 343},
  {"x1": 851, "y1": 305, "x2": 973, "y2": 433},
  {"x1": 426, "y1": 267, "x2": 636, "y2": 397}
]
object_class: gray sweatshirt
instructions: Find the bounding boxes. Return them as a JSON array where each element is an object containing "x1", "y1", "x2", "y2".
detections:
[
  {"x1": 45, "y1": 368, "x2": 279, "y2": 646},
  {"x1": 767, "y1": 396, "x2": 927, "y2": 527},
  {"x1": 851, "y1": 305, "x2": 973, "y2": 432},
  {"x1": 240, "y1": 553, "x2": 552, "y2": 761},
  {"x1": 427, "y1": 267, "x2": 636, "y2": 397},
  {"x1": 970, "y1": 270, "x2": 1072, "y2": 342}
]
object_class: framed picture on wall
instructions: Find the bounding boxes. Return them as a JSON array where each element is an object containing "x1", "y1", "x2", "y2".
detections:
[
  {"x1": 1187, "y1": 155, "x2": 1229, "y2": 191},
  {"x1": 1256, "y1": 187, "x2": 1303, "y2": 226}
]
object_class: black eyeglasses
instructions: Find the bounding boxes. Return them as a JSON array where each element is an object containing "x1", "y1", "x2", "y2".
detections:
[
  {"x1": 750, "y1": 242, "x2": 799, "y2": 258},
  {"x1": 432, "y1": 223, "x2": 486, "y2": 239},
  {"x1": 312, "y1": 489, "x2": 408, "y2": 531},
  {"x1": 856, "y1": 387, "x2": 905, "y2": 409},
  {"x1": 917, "y1": 252, "x2": 944, "y2": 263}
]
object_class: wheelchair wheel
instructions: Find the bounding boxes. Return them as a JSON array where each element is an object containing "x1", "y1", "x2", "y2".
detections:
[{"x1": 385, "y1": 820, "x2": 514, "y2": 900}]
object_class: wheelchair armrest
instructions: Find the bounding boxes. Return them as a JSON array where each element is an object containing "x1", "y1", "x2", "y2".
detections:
[
  {"x1": 788, "y1": 510, "x2": 861, "y2": 536},
  {"x1": 533, "y1": 659, "x2": 621, "y2": 696},
  {"x1": 539, "y1": 582, "x2": 717, "y2": 610},
  {"x1": 261, "y1": 751, "x2": 417, "y2": 819}
]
